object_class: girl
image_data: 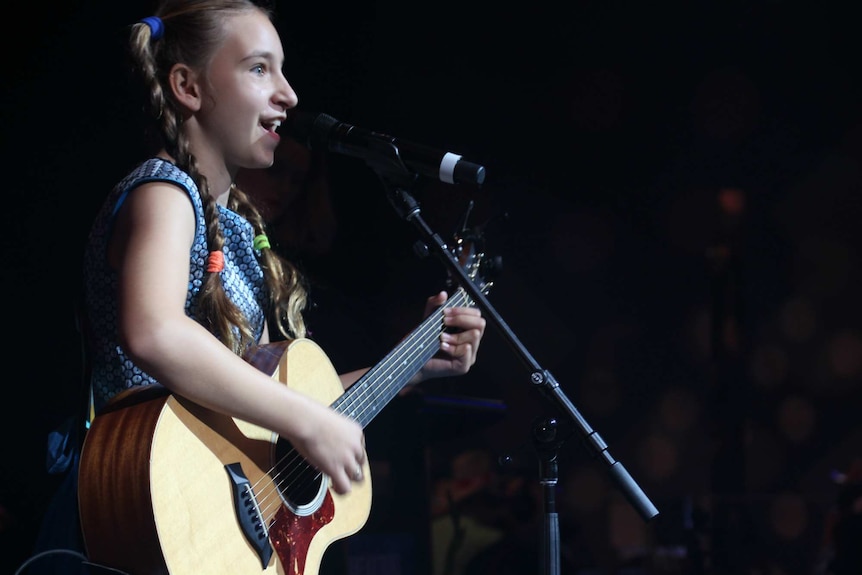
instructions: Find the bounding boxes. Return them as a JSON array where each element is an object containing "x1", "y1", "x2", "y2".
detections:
[
  {"x1": 27, "y1": 1, "x2": 486, "y2": 573},
  {"x1": 85, "y1": 0, "x2": 485, "y2": 496}
]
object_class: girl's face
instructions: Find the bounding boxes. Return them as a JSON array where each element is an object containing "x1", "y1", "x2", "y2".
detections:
[{"x1": 196, "y1": 10, "x2": 298, "y2": 175}]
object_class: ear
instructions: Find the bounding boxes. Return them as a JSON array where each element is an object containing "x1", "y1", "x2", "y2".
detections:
[{"x1": 168, "y1": 63, "x2": 203, "y2": 113}]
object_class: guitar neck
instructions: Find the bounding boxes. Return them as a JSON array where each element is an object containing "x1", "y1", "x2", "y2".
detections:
[{"x1": 332, "y1": 288, "x2": 473, "y2": 428}]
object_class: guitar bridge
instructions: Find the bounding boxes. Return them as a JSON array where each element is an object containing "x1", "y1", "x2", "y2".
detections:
[{"x1": 225, "y1": 463, "x2": 273, "y2": 568}]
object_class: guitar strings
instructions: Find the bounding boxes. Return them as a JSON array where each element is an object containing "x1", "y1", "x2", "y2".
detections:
[
  {"x1": 253, "y1": 288, "x2": 469, "y2": 522},
  {"x1": 338, "y1": 289, "x2": 472, "y2": 426},
  {"x1": 256, "y1": 249, "x2": 487, "y2": 512},
  {"x1": 249, "y1": 292, "x2": 454, "y2": 522},
  {"x1": 250, "y1": 287, "x2": 475, "y2": 526}
]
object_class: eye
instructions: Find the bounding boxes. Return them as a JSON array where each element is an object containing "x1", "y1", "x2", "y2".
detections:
[{"x1": 251, "y1": 63, "x2": 266, "y2": 75}]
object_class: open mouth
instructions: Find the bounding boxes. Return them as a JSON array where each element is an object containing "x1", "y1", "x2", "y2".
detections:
[{"x1": 262, "y1": 120, "x2": 282, "y2": 134}]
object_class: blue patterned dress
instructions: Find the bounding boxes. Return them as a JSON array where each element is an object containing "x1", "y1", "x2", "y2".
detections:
[
  {"x1": 83, "y1": 157, "x2": 269, "y2": 413},
  {"x1": 32, "y1": 158, "x2": 272, "y2": 571}
]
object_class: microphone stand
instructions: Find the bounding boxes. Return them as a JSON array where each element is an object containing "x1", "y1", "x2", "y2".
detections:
[
  {"x1": 365, "y1": 157, "x2": 660, "y2": 575},
  {"x1": 534, "y1": 417, "x2": 562, "y2": 575}
]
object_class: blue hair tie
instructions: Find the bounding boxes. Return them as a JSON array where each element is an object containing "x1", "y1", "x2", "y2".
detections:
[{"x1": 140, "y1": 16, "x2": 164, "y2": 41}]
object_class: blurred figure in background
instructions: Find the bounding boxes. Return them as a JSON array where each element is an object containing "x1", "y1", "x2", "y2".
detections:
[{"x1": 820, "y1": 459, "x2": 862, "y2": 575}]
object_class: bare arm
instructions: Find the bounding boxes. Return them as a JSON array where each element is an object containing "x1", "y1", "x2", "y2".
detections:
[{"x1": 109, "y1": 181, "x2": 365, "y2": 494}]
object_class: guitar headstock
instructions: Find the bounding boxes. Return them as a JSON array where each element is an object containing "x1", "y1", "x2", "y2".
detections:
[{"x1": 448, "y1": 224, "x2": 500, "y2": 297}]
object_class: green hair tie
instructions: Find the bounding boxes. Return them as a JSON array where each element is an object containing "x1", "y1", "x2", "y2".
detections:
[{"x1": 253, "y1": 234, "x2": 271, "y2": 250}]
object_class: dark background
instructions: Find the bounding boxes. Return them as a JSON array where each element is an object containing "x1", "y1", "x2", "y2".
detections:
[{"x1": 3, "y1": 1, "x2": 862, "y2": 574}]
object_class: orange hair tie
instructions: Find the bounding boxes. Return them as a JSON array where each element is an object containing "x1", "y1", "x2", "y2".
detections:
[{"x1": 206, "y1": 250, "x2": 225, "y2": 273}]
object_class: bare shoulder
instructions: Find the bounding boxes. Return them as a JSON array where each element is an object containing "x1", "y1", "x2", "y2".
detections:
[{"x1": 111, "y1": 180, "x2": 197, "y2": 267}]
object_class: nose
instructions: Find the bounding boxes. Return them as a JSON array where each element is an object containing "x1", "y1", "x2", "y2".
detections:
[{"x1": 275, "y1": 71, "x2": 299, "y2": 112}]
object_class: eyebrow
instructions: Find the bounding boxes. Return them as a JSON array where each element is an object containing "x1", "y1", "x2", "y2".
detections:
[{"x1": 243, "y1": 50, "x2": 279, "y2": 63}]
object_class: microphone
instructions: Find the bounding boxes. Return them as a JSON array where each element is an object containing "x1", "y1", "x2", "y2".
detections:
[{"x1": 286, "y1": 111, "x2": 486, "y2": 186}]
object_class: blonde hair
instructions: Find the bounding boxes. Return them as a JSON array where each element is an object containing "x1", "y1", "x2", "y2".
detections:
[{"x1": 129, "y1": 0, "x2": 307, "y2": 353}]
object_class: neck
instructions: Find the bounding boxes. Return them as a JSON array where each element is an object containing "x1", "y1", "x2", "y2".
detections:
[
  {"x1": 156, "y1": 149, "x2": 233, "y2": 206},
  {"x1": 178, "y1": 119, "x2": 237, "y2": 205},
  {"x1": 215, "y1": 184, "x2": 234, "y2": 207},
  {"x1": 197, "y1": 164, "x2": 233, "y2": 207}
]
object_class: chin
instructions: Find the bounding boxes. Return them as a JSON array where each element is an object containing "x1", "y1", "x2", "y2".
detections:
[{"x1": 247, "y1": 154, "x2": 276, "y2": 170}]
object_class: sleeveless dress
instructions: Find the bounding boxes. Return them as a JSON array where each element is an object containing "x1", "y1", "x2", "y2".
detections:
[
  {"x1": 30, "y1": 158, "x2": 272, "y2": 574},
  {"x1": 83, "y1": 157, "x2": 269, "y2": 413}
]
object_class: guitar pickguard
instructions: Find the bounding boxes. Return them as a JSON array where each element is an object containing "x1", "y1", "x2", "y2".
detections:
[{"x1": 270, "y1": 494, "x2": 335, "y2": 575}]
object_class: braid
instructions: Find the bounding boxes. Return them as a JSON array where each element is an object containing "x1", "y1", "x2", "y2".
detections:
[
  {"x1": 230, "y1": 186, "x2": 308, "y2": 340},
  {"x1": 127, "y1": 0, "x2": 297, "y2": 354}
]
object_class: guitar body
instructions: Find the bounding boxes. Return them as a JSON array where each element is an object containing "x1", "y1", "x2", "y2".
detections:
[
  {"x1": 78, "y1": 339, "x2": 372, "y2": 575},
  {"x1": 79, "y1": 236, "x2": 490, "y2": 575}
]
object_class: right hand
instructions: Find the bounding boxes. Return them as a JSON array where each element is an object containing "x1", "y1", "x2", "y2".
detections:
[{"x1": 289, "y1": 397, "x2": 367, "y2": 495}]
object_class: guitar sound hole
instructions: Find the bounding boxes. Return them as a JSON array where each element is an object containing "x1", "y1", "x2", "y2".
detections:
[{"x1": 274, "y1": 438, "x2": 326, "y2": 513}]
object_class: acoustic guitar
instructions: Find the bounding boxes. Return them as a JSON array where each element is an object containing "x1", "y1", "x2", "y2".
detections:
[{"x1": 78, "y1": 240, "x2": 491, "y2": 575}]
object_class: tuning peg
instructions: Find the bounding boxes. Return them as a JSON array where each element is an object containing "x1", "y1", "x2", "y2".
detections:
[{"x1": 453, "y1": 199, "x2": 475, "y2": 236}]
